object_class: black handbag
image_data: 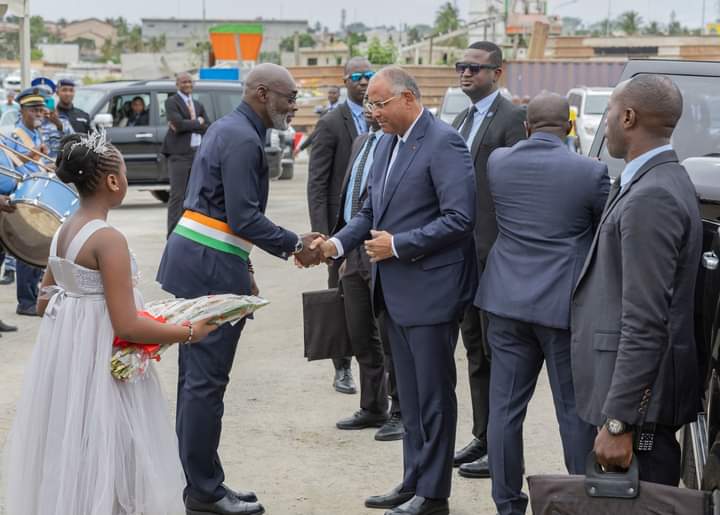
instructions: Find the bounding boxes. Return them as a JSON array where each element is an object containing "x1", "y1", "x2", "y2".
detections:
[
  {"x1": 527, "y1": 452, "x2": 713, "y2": 514},
  {"x1": 302, "y1": 288, "x2": 353, "y2": 361}
]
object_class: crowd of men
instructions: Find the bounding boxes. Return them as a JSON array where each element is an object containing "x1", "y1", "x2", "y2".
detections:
[{"x1": 300, "y1": 40, "x2": 701, "y2": 515}]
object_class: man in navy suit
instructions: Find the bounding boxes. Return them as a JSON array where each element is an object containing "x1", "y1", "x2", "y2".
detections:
[
  {"x1": 157, "y1": 63, "x2": 323, "y2": 515},
  {"x1": 476, "y1": 93, "x2": 609, "y2": 515},
  {"x1": 313, "y1": 66, "x2": 477, "y2": 515}
]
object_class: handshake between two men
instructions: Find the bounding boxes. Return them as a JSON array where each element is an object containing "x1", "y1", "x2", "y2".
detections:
[{"x1": 293, "y1": 230, "x2": 396, "y2": 268}]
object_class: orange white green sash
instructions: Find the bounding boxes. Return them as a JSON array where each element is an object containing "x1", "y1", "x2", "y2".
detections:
[{"x1": 174, "y1": 210, "x2": 253, "y2": 261}]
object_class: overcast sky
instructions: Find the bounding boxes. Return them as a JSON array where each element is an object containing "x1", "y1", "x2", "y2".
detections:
[{"x1": 27, "y1": 0, "x2": 711, "y2": 30}]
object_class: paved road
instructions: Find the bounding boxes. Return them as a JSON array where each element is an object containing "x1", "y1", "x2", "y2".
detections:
[{"x1": 0, "y1": 162, "x2": 566, "y2": 514}]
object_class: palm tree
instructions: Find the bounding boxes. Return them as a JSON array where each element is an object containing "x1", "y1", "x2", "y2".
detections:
[
  {"x1": 617, "y1": 11, "x2": 643, "y2": 35},
  {"x1": 147, "y1": 35, "x2": 166, "y2": 53},
  {"x1": 435, "y1": 1, "x2": 462, "y2": 34}
]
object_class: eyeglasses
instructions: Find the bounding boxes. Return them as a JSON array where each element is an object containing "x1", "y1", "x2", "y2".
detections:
[
  {"x1": 455, "y1": 62, "x2": 499, "y2": 75},
  {"x1": 366, "y1": 95, "x2": 399, "y2": 111},
  {"x1": 346, "y1": 71, "x2": 375, "y2": 82},
  {"x1": 266, "y1": 88, "x2": 298, "y2": 105}
]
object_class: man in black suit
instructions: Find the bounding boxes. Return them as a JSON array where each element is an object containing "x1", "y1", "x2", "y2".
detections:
[
  {"x1": 572, "y1": 74, "x2": 703, "y2": 486},
  {"x1": 308, "y1": 57, "x2": 374, "y2": 394},
  {"x1": 450, "y1": 41, "x2": 526, "y2": 479},
  {"x1": 162, "y1": 72, "x2": 209, "y2": 236},
  {"x1": 331, "y1": 99, "x2": 404, "y2": 442},
  {"x1": 479, "y1": 93, "x2": 608, "y2": 515}
]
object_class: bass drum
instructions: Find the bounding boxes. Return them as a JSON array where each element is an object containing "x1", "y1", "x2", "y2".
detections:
[{"x1": 0, "y1": 173, "x2": 79, "y2": 267}]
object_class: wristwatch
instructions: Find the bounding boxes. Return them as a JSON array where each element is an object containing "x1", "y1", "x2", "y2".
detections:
[
  {"x1": 605, "y1": 418, "x2": 631, "y2": 435},
  {"x1": 293, "y1": 237, "x2": 303, "y2": 255}
]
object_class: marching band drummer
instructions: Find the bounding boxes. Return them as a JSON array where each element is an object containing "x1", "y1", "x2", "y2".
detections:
[{"x1": 3, "y1": 88, "x2": 47, "y2": 317}]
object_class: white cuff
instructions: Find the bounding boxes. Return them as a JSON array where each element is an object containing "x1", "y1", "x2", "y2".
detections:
[
  {"x1": 329, "y1": 237, "x2": 344, "y2": 258},
  {"x1": 391, "y1": 236, "x2": 399, "y2": 258}
]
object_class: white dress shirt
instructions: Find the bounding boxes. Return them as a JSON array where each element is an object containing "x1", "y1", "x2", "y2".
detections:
[{"x1": 177, "y1": 91, "x2": 202, "y2": 148}]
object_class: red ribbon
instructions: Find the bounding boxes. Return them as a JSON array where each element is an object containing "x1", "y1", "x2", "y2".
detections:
[{"x1": 112, "y1": 311, "x2": 168, "y2": 360}]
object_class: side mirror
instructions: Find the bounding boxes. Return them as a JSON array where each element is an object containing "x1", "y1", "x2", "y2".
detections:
[{"x1": 92, "y1": 113, "x2": 113, "y2": 129}]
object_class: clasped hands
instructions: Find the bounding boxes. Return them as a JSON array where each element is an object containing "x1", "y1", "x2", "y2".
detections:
[{"x1": 293, "y1": 230, "x2": 394, "y2": 268}]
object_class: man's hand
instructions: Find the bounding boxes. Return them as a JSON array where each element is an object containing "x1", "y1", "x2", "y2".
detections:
[
  {"x1": 168, "y1": 122, "x2": 177, "y2": 132},
  {"x1": 293, "y1": 232, "x2": 326, "y2": 268},
  {"x1": 198, "y1": 116, "x2": 205, "y2": 126},
  {"x1": 48, "y1": 110, "x2": 63, "y2": 130},
  {"x1": 594, "y1": 426, "x2": 633, "y2": 470},
  {"x1": 364, "y1": 230, "x2": 394, "y2": 262},
  {"x1": 310, "y1": 237, "x2": 338, "y2": 260},
  {"x1": 0, "y1": 195, "x2": 16, "y2": 214}
]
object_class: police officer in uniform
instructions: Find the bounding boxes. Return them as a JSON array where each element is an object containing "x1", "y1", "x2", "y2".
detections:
[
  {"x1": 56, "y1": 79, "x2": 91, "y2": 133},
  {"x1": 157, "y1": 63, "x2": 323, "y2": 515}
]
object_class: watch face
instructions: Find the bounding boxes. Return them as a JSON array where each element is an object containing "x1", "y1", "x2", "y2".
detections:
[{"x1": 608, "y1": 419, "x2": 624, "y2": 434}]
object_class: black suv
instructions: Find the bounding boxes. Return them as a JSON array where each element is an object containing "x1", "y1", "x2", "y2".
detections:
[
  {"x1": 73, "y1": 80, "x2": 294, "y2": 202},
  {"x1": 589, "y1": 59, "x2": 720, "y2": 493}
]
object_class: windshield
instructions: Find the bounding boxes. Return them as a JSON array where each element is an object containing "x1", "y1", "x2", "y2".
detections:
[
  {"x1": 599, "y1": 74, "x2": 720, "y2": 178},
  {"x1": 72, "y1": 88, "x2": 107, "y2": 114},
  {"x1": 442, "y1": 93, "x2": 470, "y2": 115},
  {"x1": 584, "y1": 94, "x2": 610, "y2": 115}
]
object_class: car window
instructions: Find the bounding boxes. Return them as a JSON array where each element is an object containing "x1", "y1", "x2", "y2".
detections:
[
  {"x1": 568, "y1": 93, "x2": 582, "y2": 110},
  {"x1": 442, "y1": 93, "x2": 471, "y2": 116},
  {"x1": 73, "y1": 88, "x2": 107, "y2": 114},
  {"x1": 103, "y1": 92, "x2": 152, "y2": 128},
  {"x1": 584, "y1": 94, "x2": 610, "y2": 115},
  {"x1": 215, "y1": 91, "x2": 245, "y2": 118},
  {"x1": 158, "y1": 91, "x2": 216, "y2": 123},
  {"x1": 599, "y1": 74, "x2": 720, "y2": 178}
]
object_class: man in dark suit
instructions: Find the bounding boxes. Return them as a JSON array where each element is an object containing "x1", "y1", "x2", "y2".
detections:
[
  {"x1": 314, "y1": 66, "x2": 477, "y2": 515},
  {"x1": 162, "y1": 72, "x2": 209, "y2": 236},
  {"x1": 308, "y1": 57, "x2": 374, "y2": 394},
  {"x1": 157, "y1": 63, "x2": 323, "y2": 515},
  {"x1": 478, "y1": 93, "x2": 608, "y2": 515},
  {"x1": 450, "y1": 41, "x2": 527, "y2": 479},
  {"x1": 332, "y1": 100, "x2": 404, "y2": 442},
  {"x1": 573, "y1": 75, "x2": 703, "y2": 486}
]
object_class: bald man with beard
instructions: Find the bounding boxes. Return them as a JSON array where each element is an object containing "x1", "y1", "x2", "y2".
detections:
[
  {"x1": 157, "y1": 63, "x2": 324, "y2": 515},
  {"x1": 476, "y1": 93, "x2": 609, "y2": 515}
]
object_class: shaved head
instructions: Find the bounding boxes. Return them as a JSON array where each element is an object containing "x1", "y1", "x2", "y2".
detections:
[
  {"x1": 244, "y1": 63, "x2": 296, "y2": 96},
  {"x1": 527, "y1": 92, "x2": 570, "y2": 137},
  {"x1": 615, "y1": 75, "x2": 683, "y2": 137},
  {"x1": 242, "y1": 63, "x2": 298, "y2": 130}
]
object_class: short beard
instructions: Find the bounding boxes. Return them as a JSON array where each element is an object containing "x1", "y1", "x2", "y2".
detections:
[{"x1": 267, "y1": 98, "x2": 289, "y2": 130}]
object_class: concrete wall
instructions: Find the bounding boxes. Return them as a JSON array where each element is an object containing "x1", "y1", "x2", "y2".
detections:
[
  {"x1": 121, "y1": 52, "x2": 198, "y2": 80},
  {"x1": 38, "y1": 44, "x2": 79, "y2": 65}
]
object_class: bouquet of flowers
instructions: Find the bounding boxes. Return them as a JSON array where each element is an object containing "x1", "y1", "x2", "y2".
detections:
[{"x1": 111, "y1": 294, "x2": 269, "y2": 382}]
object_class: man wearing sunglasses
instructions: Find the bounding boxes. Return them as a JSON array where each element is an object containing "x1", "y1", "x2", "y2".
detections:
[
  {"x1": 308, "y1": 57, "x2": 375, "y2": 396},
  {"x1": 451, "y1": 41, "x2": 527, "y2": 481}
]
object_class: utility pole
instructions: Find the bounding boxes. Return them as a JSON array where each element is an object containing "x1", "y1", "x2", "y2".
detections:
[
  {"x1": 606, "y1": 0, "x2": 612, "y2": 36},
  {"x1": 19, "y1": 0, "x2": 30, "y2": 87}
]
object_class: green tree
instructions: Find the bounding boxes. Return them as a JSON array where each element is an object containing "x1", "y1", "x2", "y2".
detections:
[
  {"x1": 147, "y1": 34, "x2": 166, "y2": 53},
  {"x1": 667, "y1": 11, "x2": 687, "y2": 35},
  {"x1": 125, "y1": 26, "x2": 144, "y2": 52},
  {"x1": 643, "y1": 21, "x2": 663, "y2": 35},
  {"x1": 434, "y1": 1, "x2": 462, "y2": 34},
  {"x1": 279, "y1": 33, "x2": 316, "y2": 52},
  {"x1": 589, "y1": 18, "x2": 614, "y2": 36},
  {"x1": 616, "y1": 10, "x2": 643, "y2": 35},
  {"x1": 367, "y1": 37, "x2": 396, "y2": 65},
  {"x1": 30, "y1": 48, "x2": 43, "y2": 60}
]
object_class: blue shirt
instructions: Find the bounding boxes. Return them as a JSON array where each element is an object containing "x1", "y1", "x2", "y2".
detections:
[
  {"x1": 620, "y1": 144, "x2": 674, "y2": 189},
  {"x1": 346, "y1": 99, "x2": 367, "y2": 135},
  {"x1": 7, "y1": 121, "x2": 44, "y2": 175},
  {"x1": 39, "y1": 117, "x2": 74, "y2": 159},
  {"x1": 461, "y1": 90, "x2": 501, "y2": 147},
  {"x1": 343, "y1": 131, "x2": 380, "y2": 223},
  {"x1": 0, "y1": 150, "x2": 19, "y2": 194}
]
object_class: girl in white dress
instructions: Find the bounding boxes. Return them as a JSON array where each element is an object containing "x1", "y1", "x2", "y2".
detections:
[{"x1": 3, "y1": 133, "x2": 215, "y2": 515}]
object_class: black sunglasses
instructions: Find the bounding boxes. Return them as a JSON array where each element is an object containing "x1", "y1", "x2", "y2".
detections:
[
  {"x1": 455, "y1": 62, "x2": 499, "y2": 75},
  {"x1": 346, "y1": 71, "x2": 375, "y2": 82}
]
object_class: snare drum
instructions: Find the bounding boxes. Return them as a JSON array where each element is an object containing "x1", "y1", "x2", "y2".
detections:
[{"x1": 0, "y1": 174, "x2": 79, "y2": 267}]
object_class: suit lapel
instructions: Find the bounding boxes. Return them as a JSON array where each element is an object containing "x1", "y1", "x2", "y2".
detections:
[
  {"x1": 470, "y1": 94, "x2": 503, "y2": 159},
  {"x1": 371, "y1": 135, "x2": 395, "y2": 219},
  {"x1": 377, "y1": 111, "x2": 430, "y2": 221},
  {"x1": 453, "y1": 107, "x2": 471, "y2": 131},
  {"x1": 340, "y1": 102, "x2": 359, "y2": 143},
  {"x1": 176, "y1": 94, "x2": 192, "y2": 118},
  {"x1": 340, "y1": 134, "x2": 369, "y2": 203},
  {"x1": 574, "y1": 150, "x2": 679, "y2": 292}
]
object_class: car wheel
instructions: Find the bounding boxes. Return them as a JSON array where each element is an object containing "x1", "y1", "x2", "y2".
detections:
[{"x1": 151, "y1": 190, "x2": 170, "y2": 203}]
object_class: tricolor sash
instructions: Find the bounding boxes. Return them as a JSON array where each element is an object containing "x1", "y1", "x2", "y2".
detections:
[{"x1": 173, "y1": 210, "x2": 253, "y2": 261}]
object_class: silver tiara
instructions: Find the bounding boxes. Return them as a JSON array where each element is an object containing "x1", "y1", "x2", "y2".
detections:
[{"x1": 70, "y1": 129, "x2": 111, "y2": 156}]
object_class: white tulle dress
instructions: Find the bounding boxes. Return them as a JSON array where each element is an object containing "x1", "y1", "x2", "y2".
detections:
[{"x1": 3, "y1": 219, "x2": 185, "y2": 515}]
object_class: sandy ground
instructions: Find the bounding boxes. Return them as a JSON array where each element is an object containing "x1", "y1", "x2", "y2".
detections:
[{"x1": 0, "y1": 162, "x2": 567, "y2": 514}]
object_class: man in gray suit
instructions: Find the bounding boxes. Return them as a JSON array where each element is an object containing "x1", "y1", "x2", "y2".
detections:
[
  {"x1": 572, "y1": 75, "x2": 703, "y2": 486},
  {"x1": 477, "y1": 93, "x2": 609, "y2": 515}
]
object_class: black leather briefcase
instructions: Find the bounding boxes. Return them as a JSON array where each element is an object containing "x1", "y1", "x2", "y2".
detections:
[
  {"x1": 302, "y1": 288, "x2": 352, "y2": 361},
  {"x1": 528, "y1": 452, "x2": 713, "y2": 514}
]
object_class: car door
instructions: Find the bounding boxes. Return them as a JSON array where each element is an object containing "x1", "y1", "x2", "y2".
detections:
[{"x1": 102, "y1": 90, "x2": 161, "y2": 183}]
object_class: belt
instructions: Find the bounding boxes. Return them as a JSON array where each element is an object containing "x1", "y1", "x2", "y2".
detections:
[{"x1": 173, "y1": 210, "x2": 253, "y2": 261}]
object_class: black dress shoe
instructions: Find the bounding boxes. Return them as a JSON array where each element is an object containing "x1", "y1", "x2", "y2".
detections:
[
  {"x1": 385, "y1": 496, "x2": 449, "y2": 515},
  {"x1": 334, "y1": 366, "x2": 357, "y2": 394},
  {"x1": 375, "y1": 413, "x2": 405, "y2": 441},
  {"x1": 16, "y1": 306, "x2": 38, "y2": 317},
  {"x1": 0, "y1": 319, "x2": 17, "y2": 332},
  {"x1": 337, "y1": 409, "x2": 388, "y2": 430},
  {"x1": 185, "y1": 493, "x2": 264, "y2": 515},
  {"x1": 453, "y1": 437, "x2": 486, "y2": 467},
  {"x1": 365, "y1": 484, "x2": 415, "y2": 509},
  {"x1": 223, "y1": 483, "x2": 258, "y2": 503},
  {"x1": 0, "y1": 270, "x2": 14, "y2": 285},
  {"x1": 458, "y1": 454, "x2": 490, "y2": 478}
]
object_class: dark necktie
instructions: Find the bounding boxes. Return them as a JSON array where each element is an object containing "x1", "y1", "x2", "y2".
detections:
[
  {"x1": 350, "y1": 133, "x2": 377, "y2": 217},
  {"x1": 460, "y1": 106, "x2": 477, "y2": 141},
  {"x1": 603, "y1": 178, "x2": 622, "y2": 213}
]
